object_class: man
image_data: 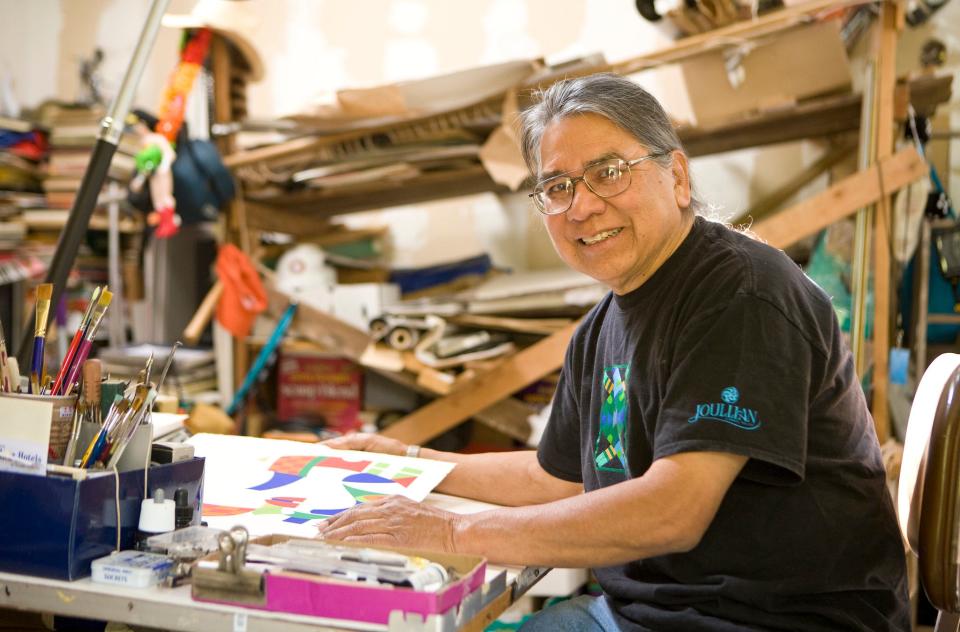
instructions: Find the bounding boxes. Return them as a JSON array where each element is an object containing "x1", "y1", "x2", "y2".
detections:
[{"x1": 319, "y1": 73, "x2": 910, "y2": 631}]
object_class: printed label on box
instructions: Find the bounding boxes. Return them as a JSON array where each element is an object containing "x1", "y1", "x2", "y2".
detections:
[{"x1": 277, "y1": 353, "x2": 363, "y2": 432}]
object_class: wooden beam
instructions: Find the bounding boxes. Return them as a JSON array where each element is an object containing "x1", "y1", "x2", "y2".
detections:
[
  {"x1": 681, "y1": 74, "x2": 951, "y2": 157},
  {"x1": 244, "y1": 200, "x2": 336, "y2": 235},
  {"x1": 263, "y1": 282, "x2": 371, "y2": 363},
  {"x1": 752, "y1": 146, "x2": 925, "y2": 248},
  {"x1": 249, "y1": 165, "x2": 507, "y2": 219},
  {"x1": 610, "y1": 0, "x2": 875, "y2": 76},
  {"x1": 870, "y1": 0, "x2": 901, "y2": 442},
  {"x1": 733, "y1": 141, "x2": 855, "y2": 224},
  {"x1": 381, "y1": 322, "x2": 578, "y2": 445}
]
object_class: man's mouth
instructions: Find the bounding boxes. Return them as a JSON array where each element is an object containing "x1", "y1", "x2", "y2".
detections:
[{"x1": 579, "y1": 227, "x2": 623, "y2": 245}]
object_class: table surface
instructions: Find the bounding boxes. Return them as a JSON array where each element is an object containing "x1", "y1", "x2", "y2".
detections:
[{"x1": 0, "y1": 493, "x2": 546, "y2": 632}]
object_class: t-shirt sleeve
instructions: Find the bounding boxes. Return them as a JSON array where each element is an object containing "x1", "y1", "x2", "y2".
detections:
[
  {"x1": 656, "y1": 293, "x2": 812, "y2": 485},
  {"x1": 537, "y1": 361, "x2": 584, "y2": 483}
]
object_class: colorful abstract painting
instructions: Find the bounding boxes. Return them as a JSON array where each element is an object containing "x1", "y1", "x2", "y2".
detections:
[{"x1": 187, "y1": 434, "x2": 454, "y2": 537}]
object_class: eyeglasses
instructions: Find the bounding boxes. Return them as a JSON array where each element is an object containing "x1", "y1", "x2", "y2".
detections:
[{"x1": 529, "y1": 153, "x2": 668, "y2": 216}]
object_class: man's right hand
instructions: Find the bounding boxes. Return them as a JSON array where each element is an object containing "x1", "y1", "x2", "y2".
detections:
[{"x1": 321, "y1": 432, "x2": 409, "y2": 457}]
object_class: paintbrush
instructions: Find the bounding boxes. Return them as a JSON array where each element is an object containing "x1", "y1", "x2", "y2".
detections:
[
  {"x1": 106, "y1": 385, "x2": 157, "y2": 469},
  {"x1": 60, "y1": 290, "x2": 112, "y2": 397},
  {"x1": 30, "y1": 283, "x2": 53, "y2": 394},
  {"x1": 0, "y1": 317, "x2": 10, "y2": 393},
  {"x1": 79, "y1": 396, "x2": 127, "y2": 468},
  {"x1": 63, "y1": 359, "x2": 103, "y2": 468},
  {"x1": 5, "y1": 357, "x2": 20, "y2": 393},
  {"x1": 52, "y1": 286, "x2": 102, "y2": 396}
]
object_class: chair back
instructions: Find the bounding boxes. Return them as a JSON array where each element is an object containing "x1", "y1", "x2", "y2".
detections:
[{"x1": 898, "y1": 352, "x2": 960, "y2": 613}]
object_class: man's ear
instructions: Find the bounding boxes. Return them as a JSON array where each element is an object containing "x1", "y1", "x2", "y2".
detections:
[{"x1": 671, "y1": 151, "x2": 692, "y2": 209}]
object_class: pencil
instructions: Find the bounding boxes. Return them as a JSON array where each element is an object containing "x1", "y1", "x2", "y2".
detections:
[{"x1": 30, "y1": 283, "x2": 53, "y2": 394}]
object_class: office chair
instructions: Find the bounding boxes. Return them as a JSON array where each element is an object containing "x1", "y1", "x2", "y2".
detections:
[{"x1": 898, "y1": 352, "x2": 960, "y2": 632}]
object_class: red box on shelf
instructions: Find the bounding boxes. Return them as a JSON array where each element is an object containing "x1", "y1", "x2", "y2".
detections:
[{"x1": 276, "y1": 351, "x2": 363, "y2": 433}]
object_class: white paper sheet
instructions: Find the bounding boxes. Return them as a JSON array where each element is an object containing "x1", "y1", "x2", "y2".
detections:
[
  {"x1": 0, "y1": 396, "x2": 52, "y2": 475},
  {"x1": 187, "y1": 433, "x2": 454, "y2": 537}
]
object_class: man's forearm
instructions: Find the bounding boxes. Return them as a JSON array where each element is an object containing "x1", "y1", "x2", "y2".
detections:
[{"x1": 422, "y1": 448, "x2": 581, "y2": 507}]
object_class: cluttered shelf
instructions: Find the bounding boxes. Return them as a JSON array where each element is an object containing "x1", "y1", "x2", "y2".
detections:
[{"x1": 229, "y1": 73, "x2": 951, "y2": 222}]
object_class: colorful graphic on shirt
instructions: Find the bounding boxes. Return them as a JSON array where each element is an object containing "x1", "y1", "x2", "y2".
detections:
[
  {"x1": 688, "y1": 386, "x2": 762, "y2": 430},
  {"x1": 594, "y1": 363, "x2": 630, "y2": 473}
]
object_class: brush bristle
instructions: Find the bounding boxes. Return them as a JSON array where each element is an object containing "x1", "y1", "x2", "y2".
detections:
[
  {"x1": 37, "y1": 284, "x2": 53, "y2": 300},
  {"x1": 99, "y1": 289, "x2": 113, "y2": 306}
]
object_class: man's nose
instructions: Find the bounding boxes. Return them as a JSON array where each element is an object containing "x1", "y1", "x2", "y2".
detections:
[{"x1": 565, "y1": 179, "x2": 605, "y2": 221}]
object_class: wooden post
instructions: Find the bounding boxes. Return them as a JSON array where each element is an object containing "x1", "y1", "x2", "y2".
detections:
[{"x1": 869, "y1": 0, "x2": 901, "y2": 442}]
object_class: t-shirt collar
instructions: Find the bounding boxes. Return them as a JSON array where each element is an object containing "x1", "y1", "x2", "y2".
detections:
[{"x1": 613, "y1": 215, "x2": 706, "y2": 311}]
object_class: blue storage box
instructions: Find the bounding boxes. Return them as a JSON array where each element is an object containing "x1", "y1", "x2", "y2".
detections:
[{"x1": 0, "y1": 458, "x2": 204, "y2": 580}]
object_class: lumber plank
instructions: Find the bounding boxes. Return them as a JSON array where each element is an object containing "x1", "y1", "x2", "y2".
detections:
[
  {"x1": 869, "y1": 0, "x2": 900, "y2": 442},
  {"x1": 381, "y1": 322, "x2": 578, "y2": 445},
  {"x1": 752, "y1": 146, "x2": 925, "y2": 248}
]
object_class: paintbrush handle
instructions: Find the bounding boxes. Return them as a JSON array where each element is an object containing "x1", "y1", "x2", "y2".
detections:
[
  {"x1": 78, "y1": 422, "x2": 105, "y2": 468},
  {"x1": 61, "y1": 339, "x2": 94, "y2": 397},
  {"x1": 52, "y1": 327, "x2": 86, "y2": 396},
  {"x1": 0, "y1": 345, "x2": 9, "y2": 393},
  {"x1": 30, "y1": 336, "x2": 45, "y2": 394}
]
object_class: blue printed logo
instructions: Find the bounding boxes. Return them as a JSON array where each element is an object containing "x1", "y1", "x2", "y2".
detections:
[{"x1": 688, "y1": 387, "x2": 761, "y2": 430}]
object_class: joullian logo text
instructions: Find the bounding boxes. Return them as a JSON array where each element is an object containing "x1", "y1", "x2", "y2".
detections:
[{"x1": 687, "y1": 387, "x2": 761, "y2": 431}]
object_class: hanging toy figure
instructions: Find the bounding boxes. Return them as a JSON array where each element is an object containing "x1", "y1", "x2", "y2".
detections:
[
  {"x1": 134, "y1": 130, "x2": 180, "y2": 238},
  {"x1": 130, "y1": 27, "x2": 213, "y2": 239}
]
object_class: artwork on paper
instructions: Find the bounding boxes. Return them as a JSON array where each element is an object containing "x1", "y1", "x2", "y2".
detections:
[{"x1": 187, "y1": 433, "x2": 455, "y2": 537}]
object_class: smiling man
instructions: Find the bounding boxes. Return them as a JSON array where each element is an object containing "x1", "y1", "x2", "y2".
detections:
[{"x1": 319, "y1": 74, "x2": 909, "y2": 631}]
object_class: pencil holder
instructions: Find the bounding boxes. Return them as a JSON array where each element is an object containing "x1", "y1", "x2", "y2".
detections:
[{"x1": 0, "y1": 391, "x2": 78, "y2": 464}]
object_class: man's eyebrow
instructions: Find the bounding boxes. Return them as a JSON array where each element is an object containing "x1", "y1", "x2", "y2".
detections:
[{"x1": 539, "y1": 152, "x2": 622, "y2": 181}]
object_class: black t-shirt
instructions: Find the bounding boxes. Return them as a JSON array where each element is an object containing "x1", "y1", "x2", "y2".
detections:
[{"x1": 538, "y1": 216, "x2": 910, "y2": 631}]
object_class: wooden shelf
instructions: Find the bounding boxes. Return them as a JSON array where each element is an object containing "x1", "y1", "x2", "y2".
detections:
[{"x1": 239, "y1": 74, "x2": 951, "y2": 224}]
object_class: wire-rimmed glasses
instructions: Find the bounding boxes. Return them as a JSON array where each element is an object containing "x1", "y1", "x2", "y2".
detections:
[{"x1": 529, "y1": 153, "x2": 667, "y2": 216}]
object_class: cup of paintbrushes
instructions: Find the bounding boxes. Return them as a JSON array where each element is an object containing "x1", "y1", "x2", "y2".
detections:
[{"x1": 0, "y1": 391, "x2": 78, "y2": 465}]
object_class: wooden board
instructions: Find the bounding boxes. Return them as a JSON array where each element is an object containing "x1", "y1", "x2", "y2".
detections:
[
  {"x1": 263, "y1": 283, "x2": 371, "y2": 363},
  {"x1": 381, "y1": 322, "x2": 578, "y2": 445},
  {"x1": 869, "y1": 0, "x2": 901, "y2": 443},
  {"x1": 752, "y1": 146, "x2": 925, "y2": 248}
]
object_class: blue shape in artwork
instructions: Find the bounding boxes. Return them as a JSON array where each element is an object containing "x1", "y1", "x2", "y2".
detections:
[
  {"x1": 284, "y1": 516, "x2": 309, "y2": 524},
  {"x1": 343, "y1": 473, "x2": 394, "y2": 484},
  {"x1": 309, "y1": 506, "x2": 352, "y2": 516},
  {"x1": 250, "y1": 472, "x2": 300, "y2": 491}
]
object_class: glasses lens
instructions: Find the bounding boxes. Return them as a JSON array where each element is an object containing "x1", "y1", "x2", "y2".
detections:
[
  {"x1": 535, "y1": 177, "x2": 574, "y2": 215},
  {"x1": 585, "y1": 159, "x2": 628, "y2": 197}
]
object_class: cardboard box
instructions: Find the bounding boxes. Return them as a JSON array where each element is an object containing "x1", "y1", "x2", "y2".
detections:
[
  {"x1": 0, "y1": 458, "x2": 204, "y2": 580},
  {"x1": 680, "y1": 20, "x2": 851, "y2": 126},
  {"x1": 276, "y1": 351, "x2": 363, "y2": 433},
  {"x1": 331, "y1": 282, "x2": 399, "y2": 332},
  {"x1": 193, "y1": 535, "x2": 489, "y2": 627}
]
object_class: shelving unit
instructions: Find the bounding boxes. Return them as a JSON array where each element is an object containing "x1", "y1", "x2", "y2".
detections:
[{"x1": 218, "y1": 0, "x2": 951, "y2": 444}]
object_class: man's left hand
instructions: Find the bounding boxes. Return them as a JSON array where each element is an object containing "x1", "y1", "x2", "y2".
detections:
[{"x1": 317, "y1": 496, "x2": 462, "y2": 552}]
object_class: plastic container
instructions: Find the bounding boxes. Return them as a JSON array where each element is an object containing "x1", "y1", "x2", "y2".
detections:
[{"x1": 91, "y1": 550, "x2": 174, "y2": 588}]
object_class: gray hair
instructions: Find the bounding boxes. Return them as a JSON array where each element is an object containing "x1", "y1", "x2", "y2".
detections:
[{"x1": 518, "y1": 73, "x2": 705, "y2": 214}]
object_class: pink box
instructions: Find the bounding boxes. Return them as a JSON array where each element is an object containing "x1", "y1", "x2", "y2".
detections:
[{"x1": 192, "y1": 536, "x2": 487, "y2": 625}]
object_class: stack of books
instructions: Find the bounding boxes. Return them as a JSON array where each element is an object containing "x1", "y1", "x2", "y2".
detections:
[
  {"x1": 42, "y1": 105, "x2": 138, "y2": 211},
  {"x1": 97, "y1": 344, "x2": 219, "y2": 403}
]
